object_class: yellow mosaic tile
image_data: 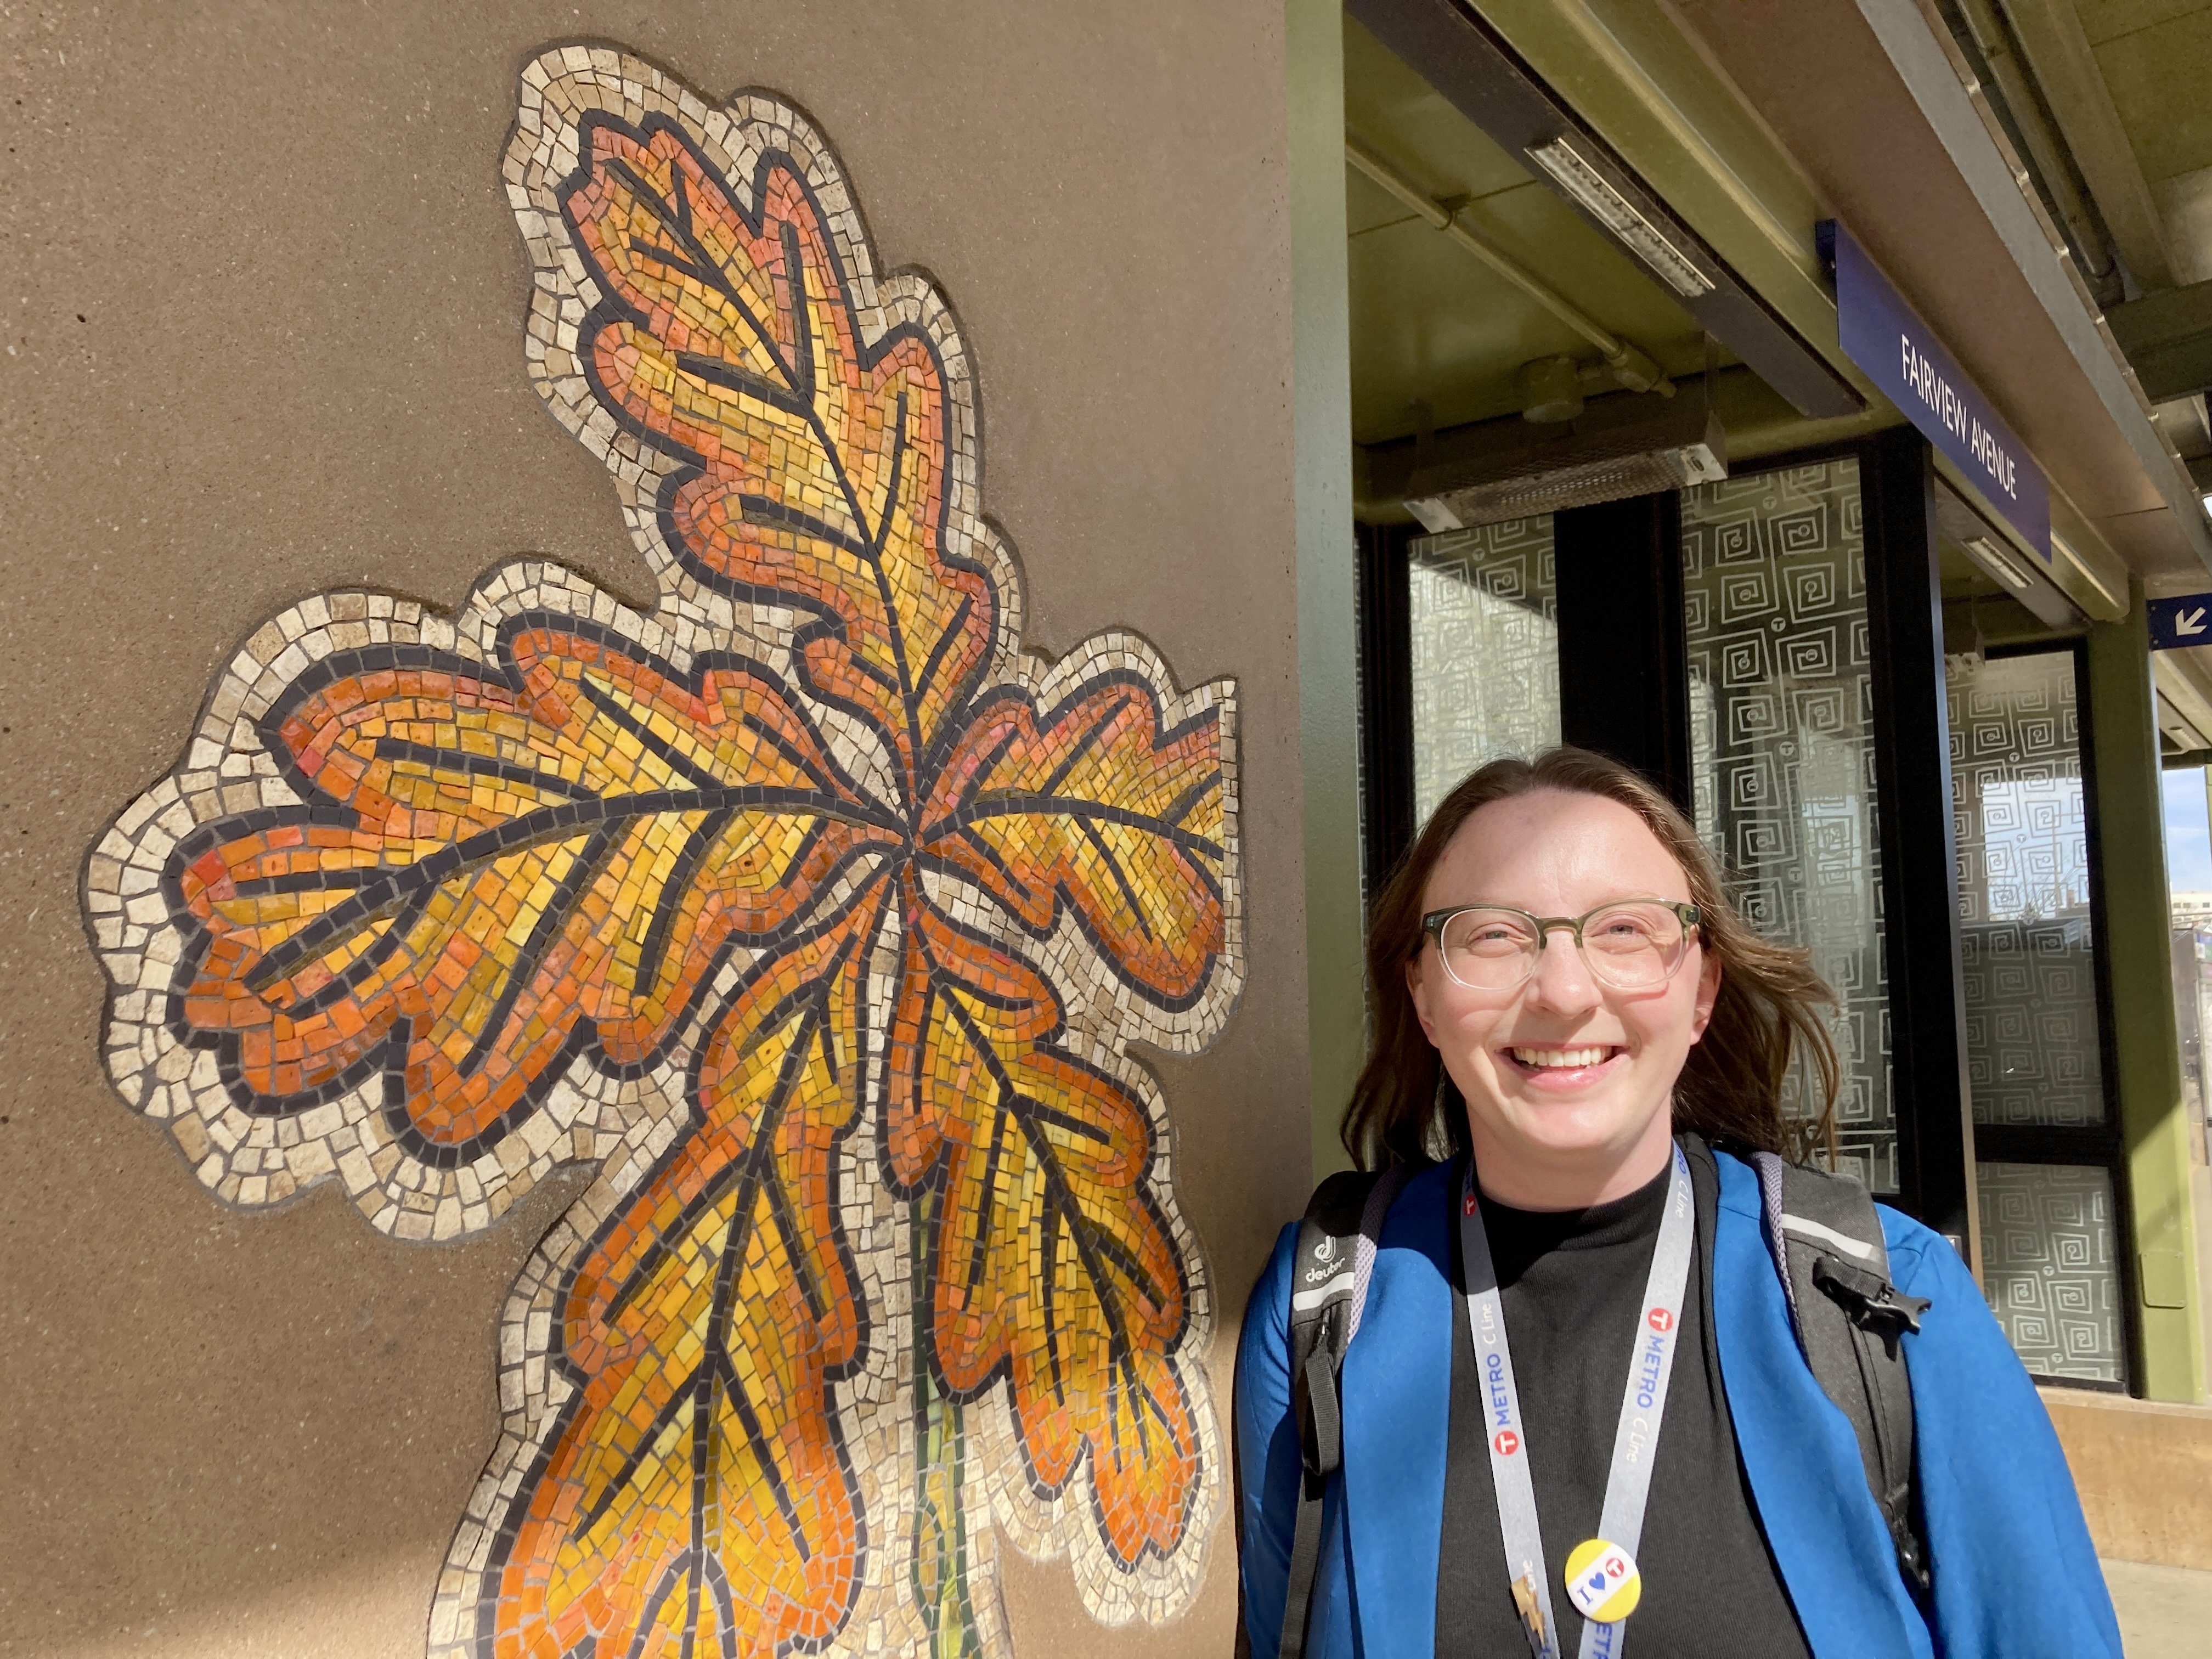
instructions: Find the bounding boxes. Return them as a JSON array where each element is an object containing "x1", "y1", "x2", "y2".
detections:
[{"x1": 85, "y1": 42, "x2": 1243, "y2": 1659}]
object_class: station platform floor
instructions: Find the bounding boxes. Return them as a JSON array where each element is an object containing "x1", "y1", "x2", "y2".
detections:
[{"x1": 2107, "y1": 1558, "x2": 2212, "y2": 1656}]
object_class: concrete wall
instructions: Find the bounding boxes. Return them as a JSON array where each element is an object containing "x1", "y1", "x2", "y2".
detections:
[
  {"x1": 2044, "y1": 1387, "x2": 2212, "y2": 1569},
  {"x1": 0, "y1": 4, "x2": 1314, "y2": 1654}
]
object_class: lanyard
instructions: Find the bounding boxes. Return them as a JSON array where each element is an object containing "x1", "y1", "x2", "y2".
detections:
[{"x1": 1459, "y1": 1145, "x2": 1695, "y2": 1659}]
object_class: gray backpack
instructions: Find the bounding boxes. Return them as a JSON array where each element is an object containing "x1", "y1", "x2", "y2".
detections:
[{"x1": 1260, "y1": 1146, "x2": 1930, "y2": 1659}]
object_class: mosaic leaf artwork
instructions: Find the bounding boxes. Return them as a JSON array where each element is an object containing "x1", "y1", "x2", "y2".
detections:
[{"x1": 84, "y1": 44, "x2": 1240, "y2": 1658}]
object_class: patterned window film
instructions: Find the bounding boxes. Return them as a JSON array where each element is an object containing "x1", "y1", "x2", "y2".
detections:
[
  {"x1": 1976, "y1": 1161, "x2": 2125, "y2": 1384},
  {"x1": 1947, "y1": 646, "x2": 2123, "y2": 1384},
  {"x1": 1407, "y1": 517, "x2": 1560, "y2": 826},
  {"x1": 1681, "y1": 461, "x2": 1894, "y2": 1189},
  {"x1": 1948, "y1": 650, "x2": 2106, "y2": 1128}
]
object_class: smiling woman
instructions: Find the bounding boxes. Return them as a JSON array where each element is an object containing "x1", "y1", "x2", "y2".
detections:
[
  {"x1": 1235, "y1": 747, "x2": 2121, "y2": 1659},
  {"x1": 1347, "y1": 747, "x2": 1838, "y2": 1187},
  {"x1": 1408, "y1": 787, "x2": 1722, "y2": 1210}
]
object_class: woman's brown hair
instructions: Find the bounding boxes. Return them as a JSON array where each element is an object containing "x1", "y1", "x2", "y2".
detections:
[{"x1": 1342, "y1": 746, "x2": 1842, "y2": 1170}]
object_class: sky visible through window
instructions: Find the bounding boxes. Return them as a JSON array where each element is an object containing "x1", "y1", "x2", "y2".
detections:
[
  {"x1": 1976, "y1": 776, "x2": 2091, "y2": 918},
  {"x1": 2166, "y1": 766, "x2": 2212, "y2": 893}
]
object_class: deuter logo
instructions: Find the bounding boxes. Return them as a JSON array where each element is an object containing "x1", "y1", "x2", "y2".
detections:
[
  {"x1": 1647, "y1": 1307, "x2": 1673, "y2": 1334},
  {"x1": 1312, "y1": 1234, "x2": 1338, "y2": 1266},
  {"x1": 1493, "y1": 1428, "x2": 1520, "y2": 1457}
]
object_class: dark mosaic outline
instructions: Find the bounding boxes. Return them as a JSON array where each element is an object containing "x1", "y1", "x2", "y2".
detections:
[
  {"x1": 83, "y1": 43, "x2": 1245, "y2": 1655},
  {"x1": 477, "y1": 890, "x2": 891, "y2": 1658},
  {"x1": 560, "y1": 112, "x2": 999, "y2": 799},
  {"x1": 155, "y1": 608, "x2": 899, "y2": 1170}
]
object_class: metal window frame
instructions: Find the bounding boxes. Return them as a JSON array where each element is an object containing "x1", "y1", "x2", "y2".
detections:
[
  {"x1": 1963, "y1": 635, "x2": 2139, "y2": 1390},
  {"x1": 1860, "y1": 428, "x2": 1977, "y2": 1249},
  {"x1": 1351, "y1": 437, "x2": 2140, "y2": 1326},
  {"x1": 1555, "y1": 492, "x2": 1691, "y2": 813},
  {"x1": 1356, "y1": 518, "x2": 1419, "y2": 902},
  {"x1": 1678, "y1": 436, "x2": 1959, "y2": 1216}
]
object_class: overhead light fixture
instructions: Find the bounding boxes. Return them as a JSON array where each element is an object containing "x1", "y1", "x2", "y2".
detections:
[
  {"x1": 2048, "y1": 532, "x2": 2124, "y2": 614},
  {"x1": 1962, "y1": 535, "x2": 2033, "y2": 593},
  {"x1": 1404, "y1": 445, "x2": 1726, "y2": 531},
  {"x1": 1526, "y1": 135, "x2": 1716, "y2": 298},
  {"x1": 1402, "y1": 390, "x2": 1726, "y2": 531}
]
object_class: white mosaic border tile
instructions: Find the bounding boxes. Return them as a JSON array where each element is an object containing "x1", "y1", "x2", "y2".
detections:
[{"x1": 88, "y1": 42, "x2": 1244, "y2": 1658}]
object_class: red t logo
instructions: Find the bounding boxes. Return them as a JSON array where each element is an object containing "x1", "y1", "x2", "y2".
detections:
[
  {"x1": 1648, "y1": 1307, "x2": 1674, "y2": 1333},
  {"x1": 1493, "y1": 1429, "x2": 1520, "y2": 1457}
]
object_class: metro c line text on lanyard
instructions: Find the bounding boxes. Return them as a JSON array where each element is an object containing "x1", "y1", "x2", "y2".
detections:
[{"x1": 1460, "y1": 1146, "x2": 1695, "y2": 1659}]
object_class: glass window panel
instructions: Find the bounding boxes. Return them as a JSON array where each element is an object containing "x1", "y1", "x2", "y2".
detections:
[
  {"x1": 1682, "y1": 460, "x2": 1894, "y2": 1190},
  {"x1": 1407, "y1": 517, "x2": 1559, "y2": 826},
  {"x1": 2192, "y1": 924, "x2": 2212, "y2": 1143},
  {"x1": 1976, "y1": 1161, "x2": 2125, "y2": 1384},
  {"x1": 1948, "y1": 650, "x2": 2107, "y2": 1128},
  {"x1": 2172, "y1": 926, "x2": 2207, "y2": 1132}
]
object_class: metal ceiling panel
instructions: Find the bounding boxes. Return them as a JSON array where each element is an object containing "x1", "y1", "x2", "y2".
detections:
[{"x1": 1347, "y1": 0, "x2": 1864, "y2": 419}]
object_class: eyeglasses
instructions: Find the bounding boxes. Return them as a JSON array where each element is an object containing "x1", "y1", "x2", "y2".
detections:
[{"x1": 1420, "y1": 900, "x2": 1702, "y2": 993}]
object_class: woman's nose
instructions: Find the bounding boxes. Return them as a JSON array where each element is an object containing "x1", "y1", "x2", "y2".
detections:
[{"x1": 1523, "y1": 928, "x2": 1602, "y2": 1016}]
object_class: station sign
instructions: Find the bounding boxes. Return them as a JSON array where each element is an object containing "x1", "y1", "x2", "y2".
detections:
[
  {"x1": 1826, "y1": 221, "x2": 2050, "y2": 557},
  {"x1": 2149, "y1": 592, "x2": 2212, "y2": 651}
]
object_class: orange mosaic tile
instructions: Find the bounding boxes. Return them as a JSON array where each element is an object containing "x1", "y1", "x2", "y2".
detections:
[{"x1": 85, "y1": 42, "x2": 1242, "y2": 1659}]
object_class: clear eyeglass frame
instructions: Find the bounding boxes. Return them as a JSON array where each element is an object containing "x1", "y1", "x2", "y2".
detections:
[{"x1": 1419, "y1": 899, "x2": 1703, "y2": 993}]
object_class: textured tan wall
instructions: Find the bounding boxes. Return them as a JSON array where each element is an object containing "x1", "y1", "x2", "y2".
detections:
[
  {"x1": 2042, "y1": 1387, "x2": 2212, "y2": 1570},
  {"x1": 0, "y1": 3, "x2": 1311, "y2": 1654}
]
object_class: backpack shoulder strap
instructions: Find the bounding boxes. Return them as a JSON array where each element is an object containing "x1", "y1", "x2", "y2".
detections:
[
  {"x1": 1748, "y1": 1150, "x2": 1932, "y2": 1598},
  {"x1": 1273, "y1": 1162, "x2": 1413, "y2": 1659}
]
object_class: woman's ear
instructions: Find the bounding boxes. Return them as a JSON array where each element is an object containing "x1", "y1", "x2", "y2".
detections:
[
  {"x1": 1407, "y1": 956, "x2": 1442, "y2": 1046},
  {"x1": 1687, "y1": 947, "x2": 1722, "y2": 1042}
]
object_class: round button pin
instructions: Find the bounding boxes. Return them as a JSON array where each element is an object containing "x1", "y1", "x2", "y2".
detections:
[{"x1": 1562, "y1": 1537, "x2": 1641, "y2": 1624}]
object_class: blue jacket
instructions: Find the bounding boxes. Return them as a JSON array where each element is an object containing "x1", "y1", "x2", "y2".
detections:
[{"x1": 1235, "y1": 1148, "x2": 2121, "y2": 1657}]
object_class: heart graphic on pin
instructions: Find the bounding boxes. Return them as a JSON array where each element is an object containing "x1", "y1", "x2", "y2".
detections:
[{"x1": 1564, "y1": 1539, "x2": 1642, "y2": 1624}]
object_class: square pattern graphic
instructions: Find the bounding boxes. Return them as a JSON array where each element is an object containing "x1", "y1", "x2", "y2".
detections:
[
  {"x1": 1683, "y1": 462, "x2": 1894, "y2": 1188},
  {"x1": 1948, "y1": 650, "x2": 2106, "y2": 1130},
  {"x1": 82, "y1": 45, "x2": 1241, "y2": 1659},
  {"x1": 1407, "y1": 517, "x2": 1561, "y2": 827},
  {"x1": 1976, "y1": 1161, "x2": 2124, "y2": 1385}
]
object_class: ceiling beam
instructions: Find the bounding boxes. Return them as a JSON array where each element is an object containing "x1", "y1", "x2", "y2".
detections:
[
  {"x1": 1850, "y1": 0, "x2": 2212, "y2": 569},
  {"x1": 2157, "y1": 651, "x2": 2212, "y2": 751},
  {"x1": 1347, "y1": 0, "x2": 1861, "y2": 419},
  {"x1": 2107, "y1": 279, "x2": 2212, "y2": 403},
  {"x1": 2000, "y1": 0, "x2": 2177, "y2": 292},
  {"x1": 1344, "y1": 134, "x2": 1675, "y2": 392},
  {"x1": 1951, "y1": 0, "x2": 2113, "y2": 284}
]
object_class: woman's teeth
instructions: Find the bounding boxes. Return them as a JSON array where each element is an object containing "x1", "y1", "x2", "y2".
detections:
[{"x1": 1511, "y1": 1046, "x2": 1612, "y2": 1069}]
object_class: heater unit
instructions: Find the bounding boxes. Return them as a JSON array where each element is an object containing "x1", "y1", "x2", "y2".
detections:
[{"x1": 1402, "y1": 390, "x2": 1726, "y2": 532}]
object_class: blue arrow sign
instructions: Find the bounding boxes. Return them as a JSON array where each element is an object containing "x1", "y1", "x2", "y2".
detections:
[{"x1": 2149, "y1": 594, "x2": 2212, "y2": 650}]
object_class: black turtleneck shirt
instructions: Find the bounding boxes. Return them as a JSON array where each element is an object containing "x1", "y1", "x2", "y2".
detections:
[{"x1": 1435, "y1": 1149, "x2": 1810, "y2": 1658}]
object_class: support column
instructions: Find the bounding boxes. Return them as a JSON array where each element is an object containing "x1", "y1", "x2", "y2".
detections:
[
  {"x1": 1288, "y1": 0, "x2": 1361, "y2": 1180},
  {"x1": 1553, "y1": 492, "x2": 1691, "y2": 812},
  {"x1": 1861, "y1": 429, "x2": 1977, "y2": 1253},
  {"x1": 2087, "y1": 582, "x2": 2207, "y2": 1402},
  {"x1": 1356, "y1": 521, "x2": 1415, "y2": 895}
]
